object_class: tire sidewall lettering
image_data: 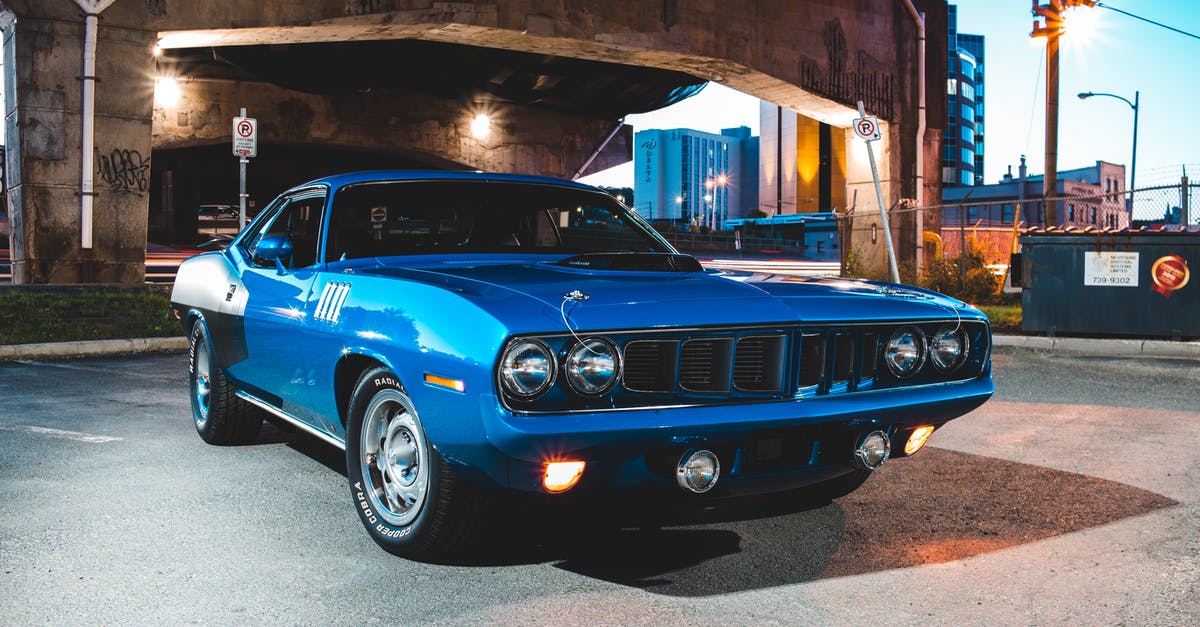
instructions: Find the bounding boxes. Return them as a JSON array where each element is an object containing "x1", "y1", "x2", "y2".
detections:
[{"x1": 348, "y1": 369, "x2": 424, "y2": 548}]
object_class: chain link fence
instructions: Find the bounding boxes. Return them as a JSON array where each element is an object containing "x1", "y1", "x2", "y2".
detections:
[{"x1": 859, "y1": 180, "x2": 1200, "y2": 267}]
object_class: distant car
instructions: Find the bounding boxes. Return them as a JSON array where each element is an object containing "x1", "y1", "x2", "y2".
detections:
[
  {"x1": 170, "y1": 170, "x2": 994, "y2": 560},
  {"x1": 197, "y1": 204, "x2": 241, "y2": 237},
  {"x1": 196, "y1": 204, "x2": 239, "y2": 221}
]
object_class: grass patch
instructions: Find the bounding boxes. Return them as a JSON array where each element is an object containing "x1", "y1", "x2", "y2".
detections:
[
  {"x1": 0, "y1": 288, "x2": 181, "y2": 345},
  {"x1": 977, "y1": 303, "x2": 1021, "y2": 333}
]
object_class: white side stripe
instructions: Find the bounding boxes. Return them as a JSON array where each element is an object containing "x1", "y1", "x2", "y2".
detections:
[
  {"x1": 314, "y1": 282, "x2": 336, "y2": 320},
  {"x1": 329, "y1": 283, "x2": 351, "y2": 323},
  {"x1": 315, "y1": 282, "x2": 351, "y2": 323}
]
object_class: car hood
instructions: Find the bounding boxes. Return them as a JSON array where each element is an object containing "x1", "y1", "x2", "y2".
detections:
[{"x1": 360, "y1": 258, "x2": 982, "y2": 334}]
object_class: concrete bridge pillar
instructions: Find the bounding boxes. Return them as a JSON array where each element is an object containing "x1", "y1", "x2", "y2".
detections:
[{"x1": 2, "y1": 6, "x2": 154, "y2": 284}]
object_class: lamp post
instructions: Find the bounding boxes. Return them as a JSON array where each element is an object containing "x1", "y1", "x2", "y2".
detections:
[{"x1": 1078, "y1": 90, "x2": 1138, "y2": 224}]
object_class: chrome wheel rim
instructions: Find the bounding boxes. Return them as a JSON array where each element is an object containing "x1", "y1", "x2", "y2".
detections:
[
  {"x1": 360, "y1": 389, "x2": 429, "y2": 527},
  {"x1": 193, "y1": 334, "x2": 212, "y2": 428}
]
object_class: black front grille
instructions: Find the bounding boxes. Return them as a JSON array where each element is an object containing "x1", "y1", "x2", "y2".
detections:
[
  {"x1": 734, "y1": 334, "x2": 786, "y2": 392},
  {"x1": 680, "y1": 338, "x2": 733, "y2": 392},
  {"x1": 798, "y1": 333, "x2": 825, "y2": 388},
  {"x1": 500, "y1": 319, "x2": 989, "y2": 413},
  {"x1": 622, "y1": 340, "x2": 678, "y2": 393},
  {"x1": 860, "y1": 332, "x2": 879, "y2": 379},
  {"x1": 832, "y1": 333, "x2": 854, "y2": 385}
]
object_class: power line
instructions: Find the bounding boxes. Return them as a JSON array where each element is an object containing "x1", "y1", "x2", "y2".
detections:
[
  {"x1": 1024, "y1": 50, "x2": 1045, "y2": 159},
  {"x1": 1096, "y1": 2, "x2": 1200, "y2": 41}
]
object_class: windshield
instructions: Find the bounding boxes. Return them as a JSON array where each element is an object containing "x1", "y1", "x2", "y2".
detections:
[{"x1": 324, "y1": 180, "x2": 672, "y2": 261}]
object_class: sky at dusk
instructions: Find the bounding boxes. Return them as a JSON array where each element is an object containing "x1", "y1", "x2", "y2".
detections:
[{"x1": 582, "y1": 0, "x2": 1200, "y2": 192}]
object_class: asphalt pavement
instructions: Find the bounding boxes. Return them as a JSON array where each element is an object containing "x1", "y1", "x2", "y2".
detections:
[{"x1": 1, "y1": 347, "x2": 1197, "y2": 623}]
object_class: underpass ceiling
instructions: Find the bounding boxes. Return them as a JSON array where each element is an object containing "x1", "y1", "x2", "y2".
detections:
[{"x1": 159, "y1": 39, "x2": 709, "y2": 120}]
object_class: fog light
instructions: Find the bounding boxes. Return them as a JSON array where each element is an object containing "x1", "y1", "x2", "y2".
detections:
[
  {"x1": 543, "y1": 461, "x2": 585, "y2": 493},
  {"x1": 676, "y1": 449, "x2": 720, "y2": 493},
  {"x1": 853, "y1": 431, "x2": 891, "y2": 470},
  {"x1": 905, "y1": 425, "x2": 935, "y2": 455}
]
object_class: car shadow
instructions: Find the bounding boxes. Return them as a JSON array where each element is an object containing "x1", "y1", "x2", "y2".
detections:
[
  {"x1": 253, "y1": 420, "x2": 350, "y2": 477},
  {"x1": 470, "y1": 447, "x2": 1176, "y2": 596},
  {"x1": 272, "y1": 426, "x2": 1177, "y2": 597}
]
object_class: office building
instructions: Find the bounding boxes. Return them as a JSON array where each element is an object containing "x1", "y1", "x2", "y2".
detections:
[
  {"x1": 633, "y1": 126, "x2": 759, "y2": 229},
  {"x1": 945, "y1": 4, "x2": 985, "y2": 187}
]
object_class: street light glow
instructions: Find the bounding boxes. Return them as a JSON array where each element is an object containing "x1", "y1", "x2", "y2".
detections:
[
  {"x1": 154, "y1": 76, "x2": 180, "y2": 108},
  {"x1": 1061, "y1": 4, "x2": 1106, "y2": 49},
  {"x1": 470, "y1": 113, "x2": 492, "y2": 139}
]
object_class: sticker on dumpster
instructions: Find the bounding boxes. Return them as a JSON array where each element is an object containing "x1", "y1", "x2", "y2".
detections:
[
  {"x1": 1083, "y1": 252, "x2": 1139, "y2": 287},
  {"x1": 1150, "y1": 254, "x2": 1189, "y2": 298}
]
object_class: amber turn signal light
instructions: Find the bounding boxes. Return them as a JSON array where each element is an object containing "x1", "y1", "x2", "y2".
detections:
[
  {"x1": 905, "y1": 425, "x2": 935, "y2": 455},
  {"x1": 543, "y1": 461, "x2": 585, "y2": 493}
]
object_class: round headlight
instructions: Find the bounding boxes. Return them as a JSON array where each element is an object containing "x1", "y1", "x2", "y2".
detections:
[
  {"x1": 499, "y1": 339, "x2": 556, "y2": 399},
  {"x1": 564, "y1": 338, "x2": 620, "y2": 396},
  {"x1": 930, "y1": 326, "x2": 968, "y2": 371},
  {"x1": 885, "y1": 327, "x2": 926, "y2": 378}
]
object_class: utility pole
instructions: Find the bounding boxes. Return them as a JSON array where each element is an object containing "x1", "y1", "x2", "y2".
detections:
[{"x1": 1031, "y1": 0, "x2": 1095, "y2": 228}]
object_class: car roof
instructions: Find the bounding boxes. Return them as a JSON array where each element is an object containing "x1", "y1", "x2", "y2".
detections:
[{"x1": 284, "y1": 170, "x2": 603, "y2": 195}]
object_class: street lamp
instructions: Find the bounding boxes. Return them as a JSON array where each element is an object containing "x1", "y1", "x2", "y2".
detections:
[
  {"x1": 1078, "y1": 90, "x2": 1138, "y2": 223},
  {"x1": 705, "y1": 175, "x2": 730, "y2": 230}
]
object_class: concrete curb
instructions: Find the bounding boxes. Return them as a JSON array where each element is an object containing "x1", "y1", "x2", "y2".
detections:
[
  {"x1": 0, "y1": 336, "x2": 188, "y2": 362},
  {"x1": 993, "y1": 334, "x2": 1200, "y2": 359}
]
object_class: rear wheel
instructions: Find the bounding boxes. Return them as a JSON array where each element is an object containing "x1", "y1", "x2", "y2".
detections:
[
  {"x1": 188, "y1": 319, "x2": 262, "y2": 444},
  {"x1": 345, "y1": 368, "x2": 488, "y2": 560}
]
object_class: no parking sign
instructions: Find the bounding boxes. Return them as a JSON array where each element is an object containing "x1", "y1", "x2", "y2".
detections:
[
  {"x1": 853, "y1": 115, "x2": 880, "y2": 142},
  {"x1": 233, "y1": 116, "x2": 258, "y2": 157}
]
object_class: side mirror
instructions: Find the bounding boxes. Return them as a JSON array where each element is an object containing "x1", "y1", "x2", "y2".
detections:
[{"x1": 254, "y1": 235, "x2": 293, "y2": 274}]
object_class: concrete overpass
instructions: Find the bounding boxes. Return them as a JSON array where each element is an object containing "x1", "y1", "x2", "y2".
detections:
[{"x1": 0, "y1": 0, "x2": 947, "y2": 283}]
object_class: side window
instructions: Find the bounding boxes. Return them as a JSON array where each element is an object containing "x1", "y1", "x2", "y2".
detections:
[{"x1": 245, "y1": 192, "x2": 327, "y2": 268}]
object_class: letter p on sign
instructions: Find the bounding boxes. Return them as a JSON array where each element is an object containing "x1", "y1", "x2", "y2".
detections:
[{"x1": 853, "y1": 116, "x2": 880, "y2": 142}]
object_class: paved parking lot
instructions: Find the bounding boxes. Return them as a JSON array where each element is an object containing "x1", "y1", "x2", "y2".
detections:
[{"x1": 1, "y1": 348, "x2": 1197, "y2": 623}]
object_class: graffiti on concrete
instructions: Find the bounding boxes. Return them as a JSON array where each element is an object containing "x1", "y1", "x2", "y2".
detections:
[
  {"x1": 799, "y1": 18, "x2": 895, "y2": 119},
  {"x1": 97, "y1": 149, "x2": 150, "y2": 193}
]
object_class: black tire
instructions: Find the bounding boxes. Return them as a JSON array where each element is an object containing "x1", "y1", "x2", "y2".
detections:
[
  {"x1": 188, "y1": 319, "x2": 262, "y2": 445},
  {"x1": 345, "y1": 367, "x2": 488, "y2": 560}
]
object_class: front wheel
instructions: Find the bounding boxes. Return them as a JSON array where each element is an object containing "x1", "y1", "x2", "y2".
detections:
[{"x1": 345, "y1": 368, "x2": 488, "y2": 560}]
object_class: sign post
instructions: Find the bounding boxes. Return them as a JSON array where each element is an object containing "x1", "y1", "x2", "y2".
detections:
[
  {"x1": 233, "y1": 108, "x2": 257, "y2": 230},
  {"x1": 854, "y1": 101, "x2": 900, "y2": 284}
]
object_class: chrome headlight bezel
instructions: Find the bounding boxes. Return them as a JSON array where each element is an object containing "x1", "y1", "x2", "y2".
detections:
[
  {"x1": 564, "y1": 337, "x2": 621, "y2": 397},
  {"x1": 929, "y1": 325, "x2": 969, "y2": 372},
  {"x1": 499, "y1": 339, "x2": 556, "y2": 399},
  {"x1": 884, "y1": 326, "x2": 927, "y2": 378}
]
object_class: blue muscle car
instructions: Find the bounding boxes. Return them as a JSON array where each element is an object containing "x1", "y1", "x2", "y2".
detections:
[{"x1": 170, "y1": 170, "x2": 993, "y2": 559}]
